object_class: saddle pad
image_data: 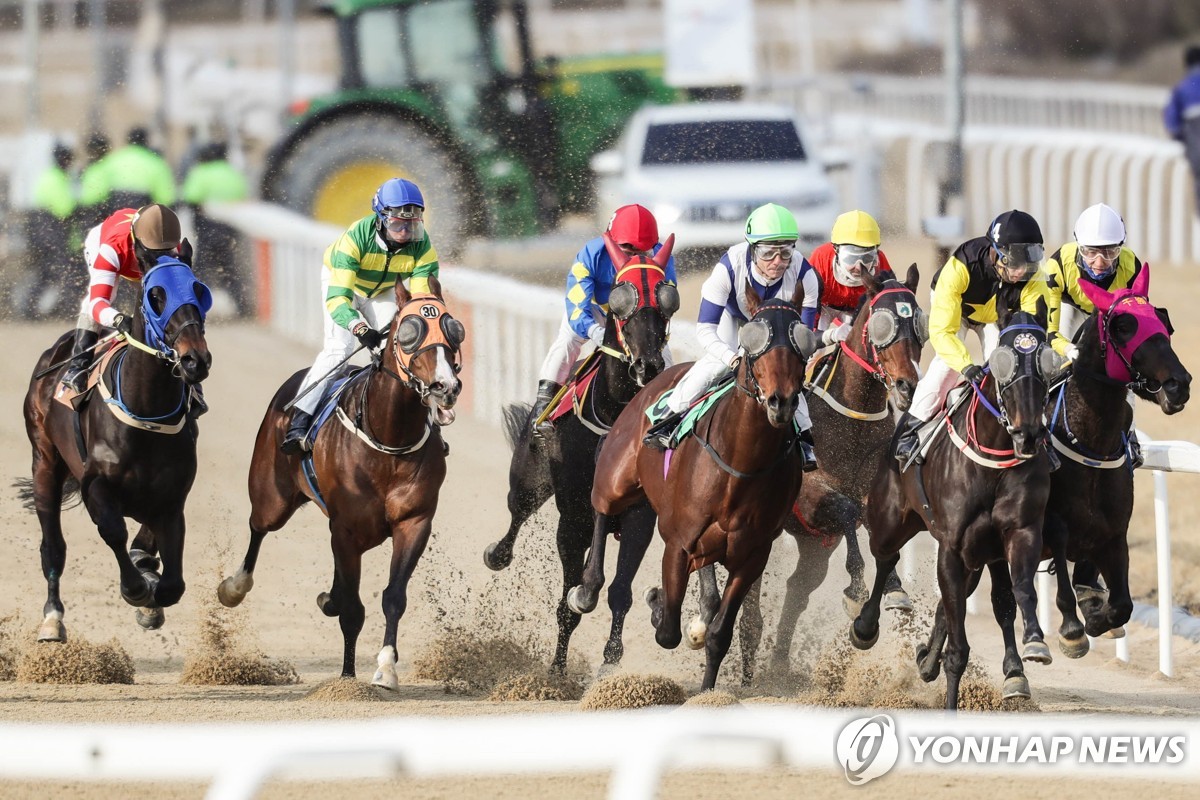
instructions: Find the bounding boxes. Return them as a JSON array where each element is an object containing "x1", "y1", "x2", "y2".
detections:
[
  {"x1": 544, "y1": 350, "x2": 603, "y2": 425},
  {"x1": 644, "y1": 377, "x2": 736, "y2": 442},
  {"x1": 303, "y1": 366, "x2": 365, "y2": 447},
  {"x1": 915, "y1": 384, "x2": 970, "y2": 459}
]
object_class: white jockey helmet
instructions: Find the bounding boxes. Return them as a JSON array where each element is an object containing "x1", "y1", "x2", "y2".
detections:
[{"x1": 1074, "y1": 203, "x2": 1126, "y2": 248}]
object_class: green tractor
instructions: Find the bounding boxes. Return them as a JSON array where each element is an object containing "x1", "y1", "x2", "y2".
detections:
[{"x1": 261, "y1": 0, "x2": 679, "y2": 245}]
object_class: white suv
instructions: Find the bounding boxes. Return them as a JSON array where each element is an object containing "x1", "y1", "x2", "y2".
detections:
[{"x1": 591, "y1": 102, "x2": 839, "y2": 253}]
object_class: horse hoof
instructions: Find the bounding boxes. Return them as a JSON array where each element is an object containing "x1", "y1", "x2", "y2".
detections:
[
  {"x1": 643, "y1": 586, "x2": 661, "y2": 608},
  {"x1": 371, "y1": 667, "x2": 399, "y2": 692},
  {"x1": 121, "y1": 580, "x2": 155, "y2": 608},
  {"x1": 136, "y1": 607, "x2": 165, "y2": 630},
  {"x1": 129, "y1": 548, "x2": 161, "y2": 572},
  {"x1": 1002, "y1": 674, "x2": 1032, "y2": 699},
  {"x1": 566, "y1": 585, "x2": 597, "y2": 616},
  {"x1": 483, "y1": 542, "x2": 512, "y2": 572},
  {"x1": 883, "y1": 590, "x2": 914, "y2": 613},
  {"x1": 37, "y1": 618, "x2": 66, "y2": 643},
  {"x1": 597, "y1": 661, "x2": 620, "y2": 680},
  {"x1": 1058, "y1": 633, "x2": 1090, "y2": 659},
  {"x1": 1022, "y1": 640, "x2": 1053, "y2": 664},
  {"x1": 685, "y1": 617, "x2": 707, "y2": 650},
  {"x1": 1101, "y1": 626, "x2": 1126, "y2": 639},
  {"x1": 316, "y1": 592, "x2": 338, "y2": 616},
  {"x1": 842, "y1": 593, "x2": 864, "y2": 620},
  {"x1": 217, "y1": 574, "x2": 253, "y2": 608},
  {"x1": 849, "y1": 621, "x2": 878, "y2": 651}
]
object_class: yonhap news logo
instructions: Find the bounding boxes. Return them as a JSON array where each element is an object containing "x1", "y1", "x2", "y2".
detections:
[
  {"x1": 835, "y1": 714, "x2": 1188, "y2": 785},
  {"x1": 836, "y1": 714, "x2": 900, "y2": 785}
]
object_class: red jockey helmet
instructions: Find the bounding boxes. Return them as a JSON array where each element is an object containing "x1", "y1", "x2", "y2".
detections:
[{"x1": 607, "y1": 204, "x2": 659, "y2": 252}]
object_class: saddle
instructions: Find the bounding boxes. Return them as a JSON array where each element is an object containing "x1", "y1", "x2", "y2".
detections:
[
  {"x1": 541, "y1": 349, "x2": 604, "y2": 429},
  {"x1": 53, "y1": 339, "x2": 126, "y2": 411}
]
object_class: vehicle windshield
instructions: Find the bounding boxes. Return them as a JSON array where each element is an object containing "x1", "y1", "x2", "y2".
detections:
[
  {"x1": 357, "y1": 0, "x2": 487, "y2": 89},
  {"x1": 640, "y1": 120, "x2": 807, "y2": 166}
]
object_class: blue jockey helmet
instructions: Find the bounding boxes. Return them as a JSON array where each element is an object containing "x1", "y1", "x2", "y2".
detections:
[{"x1": 372, "y1": 178, "x2": 425, "y2": 219}]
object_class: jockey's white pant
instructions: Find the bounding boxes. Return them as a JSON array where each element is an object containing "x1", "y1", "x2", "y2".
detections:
[
  {"x1": 1058, "y1": 303, "x2": 1085, "y2": 343},
  {"x1": 293, "y1": 268, "x2": 397, "y2": 416},
  {"x1": 909, "y1": 320, "x2": 999, "y2": 422},
  {"x1": 537, "y1": 312, "x2": 674, "y2": 386},
  {"x1": 666, "y1": 352, "x2": 812, "y2": 431}
]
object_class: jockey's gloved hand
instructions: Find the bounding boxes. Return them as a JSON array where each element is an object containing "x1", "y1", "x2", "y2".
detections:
[
  {"x1": 725, "y1": 348, "x2": 743, "y2": 369},
  {"x1": 1066, "y1": 345, "x2": 1080, "y2": 362},
  {"x1": 962, "y1": 364, "x2": 985, "y2": 384},
  {"x1": 112, "y1": 312, "x2": 134, "y2": 336},
  {"x1": 178, "y1": 237, "x2": 194, "y2": 267},
  {"x1": 353, "y1": 324, "x2": 385, "y2": 350},
  {"x1": 822, "y1": 323, "x2": 851, "y2": 346},
  {"x1": 587, "y1": 324, "x2": 606, "y2": 347}
]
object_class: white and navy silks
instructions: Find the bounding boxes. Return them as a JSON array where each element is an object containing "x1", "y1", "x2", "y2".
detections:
[{"x1": 665, "y1": 242, "x2": 819, "y2": 431}]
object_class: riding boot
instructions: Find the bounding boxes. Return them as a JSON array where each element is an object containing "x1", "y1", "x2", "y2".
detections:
[
  {"x1": 893, "y1": 412, "x2": 925, "y2": 466},
  {"x1": 530, "y1": 380, "x2": 562, "y2": 437},
  {"x1": 798, "y1": 428, "x2": 819, "y2": 472},
  {"x1": 643, "y1": 410, "x2": 685, "y2": 451},
  {"x1": 1127, "y1": 431, "x2": 1144, "y2": 469},
  {"x1": 280, "y1": 409, "x2": 314, "y2": 455},
  {"x1": 60, "y1": 329, "x2": 98, "y2": 393}
]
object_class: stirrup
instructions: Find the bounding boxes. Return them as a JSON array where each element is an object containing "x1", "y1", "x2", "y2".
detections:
[{"x1": 799, "y1": 440, "x2": 818, "y2": 472}]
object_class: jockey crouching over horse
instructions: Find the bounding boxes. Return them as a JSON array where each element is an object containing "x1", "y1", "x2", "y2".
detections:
[
  {"x1": 853, "y1": 210, "x2": 1071, "y2": 710},
  {"x1": 739, "y1": 210, "x2": 927, "y2": 685},
  {"x1": 219, "y1": 179, "x2": 465, "y2": 691},
  {"x1": 484, "y1": 205, "x2": 678, "y2": 674},
  {"x1": 22, "y1": 204, "x2": 212, "y2": 641}
]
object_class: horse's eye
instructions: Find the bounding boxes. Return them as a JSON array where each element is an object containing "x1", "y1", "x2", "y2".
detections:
[
  {"x1": 149, "y1": 286, "x2": 168, "y2": 315},
  {"x1": 1110, "y1": 313, "x2": 1138, "y2": 343}
]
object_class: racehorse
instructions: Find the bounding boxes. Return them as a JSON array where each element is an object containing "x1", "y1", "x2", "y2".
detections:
[
  {"x1": 483, "y1": 233, "x2": 677, "y2": 673},
  {"x1": 218, "y1": 279, "x2": 464, "y2": 690},
  {"x1": 1041, "y1": 265, "x2": 1190, "y2": 655},
  {"x1": 737, "y1": 265, "x2": 926, "y2": 685},
  {"x1": 20, "y1": 258, "x2": 212, "y2": 640},
  {"x1": 582, "y1": 279, "x2": 817, "y2": 690},
  {"x1": 851, "y1": 289, "x2": 1057, "y2": 710}
]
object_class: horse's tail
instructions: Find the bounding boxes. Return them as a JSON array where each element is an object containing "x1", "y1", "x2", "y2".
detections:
[
  {"x1": 502, "y1": 402, "x2": 533, "y2": 452},
  {"x1": 13, "y1": 476, "x2": 82, "y2": 512}
]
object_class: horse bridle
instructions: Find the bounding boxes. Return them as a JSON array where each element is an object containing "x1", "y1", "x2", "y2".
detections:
[
  {"x1": 380, "y1": 295, "x2": 465, "y2": 400},
  {"x1": 1095, "y1": 293, "x2": 1172, "y2": 393},
  {"x1": 734, "y1": 301, "x2": 809, "y2": 407},
  {"x1": 841, "y1": 285, "x2": 927, "y2": 391},
  {"x1": 603, "y1": 263, "x2": 679, "y2": 378},
  {"x1": 979, "y1": 322, "x2": 1055, "y2": 435}
]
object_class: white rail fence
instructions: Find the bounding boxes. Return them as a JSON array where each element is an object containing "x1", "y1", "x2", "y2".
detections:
[
  {"x1": 762, "y1": 73, "x2": 1170, "y2": 139},
  {"x1": 0, "y1": 706, "x2": 1196, "y2": 799}
]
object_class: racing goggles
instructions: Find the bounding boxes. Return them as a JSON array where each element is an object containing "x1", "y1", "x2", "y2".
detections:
[
  {"x1": 1080, "y1": 243, "x2": 1122, "y2": 261},
  {"x1": 992, "y1": 242, "x2": 1044, "y2": 278},
  {"x1": 753, "y1": 242, "x2": 796, "y2": 263},
  {"x1": 836, "y1": 244, "x2": 879, "y2": 269},
  {"x1": 382, "y1": 206, "x2": 424, "y2": 233}
]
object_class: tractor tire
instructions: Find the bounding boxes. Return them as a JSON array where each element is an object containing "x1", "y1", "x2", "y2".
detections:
[{"x1": 270, "y1": 115, "x2": 474, "y2": 253}]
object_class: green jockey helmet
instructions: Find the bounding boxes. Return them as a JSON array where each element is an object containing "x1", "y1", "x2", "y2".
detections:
[{"x1": 745, "y1": 203, "x2": 799, "y2": 243}]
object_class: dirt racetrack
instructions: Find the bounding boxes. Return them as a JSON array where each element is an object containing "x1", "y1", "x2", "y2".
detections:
[{"x1": 2, "y1": 257, "x2": 1200, "y2": 798}]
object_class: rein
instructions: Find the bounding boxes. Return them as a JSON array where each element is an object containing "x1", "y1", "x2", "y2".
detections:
[{"x1": 692, "y1": 403, "x2": 799, "y2": 479}]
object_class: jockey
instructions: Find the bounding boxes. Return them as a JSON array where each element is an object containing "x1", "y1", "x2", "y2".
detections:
[
  {"x1": 60, "y1": 204, "x2": 192, "y2": 394},
  {"x1": 281, "y1": 178, "x2": 439, "y2": 454},
  {"x1": 807, "y1": 209, "x2": 895, "y2": 344},
  {"x1": 893, "y1": 209, "x2": 1069, "y2": 466},
  {"x1": 1047, "y1": 203, "x2": 1147, "y2": 468},
  {"x1": 1046, "y1": 203, "x2": 1144, "y2": 343},
  {"x1": 529, "y1": 203, "x2": 678, "y2": 430},
  {"x1": 642, "y1": 202, "x2": 819, "y2": 470}
]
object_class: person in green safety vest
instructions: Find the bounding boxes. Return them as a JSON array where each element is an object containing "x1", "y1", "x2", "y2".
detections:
[
  {"x1": 80, "y1": 126, "x2": 176, "y2": 222},
  {"x1": 27, "y1": 142, "x2": 80, "y2": 318},
  {"x1": 182, "y1": 141, "x2": 251, "y2": 315}
]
